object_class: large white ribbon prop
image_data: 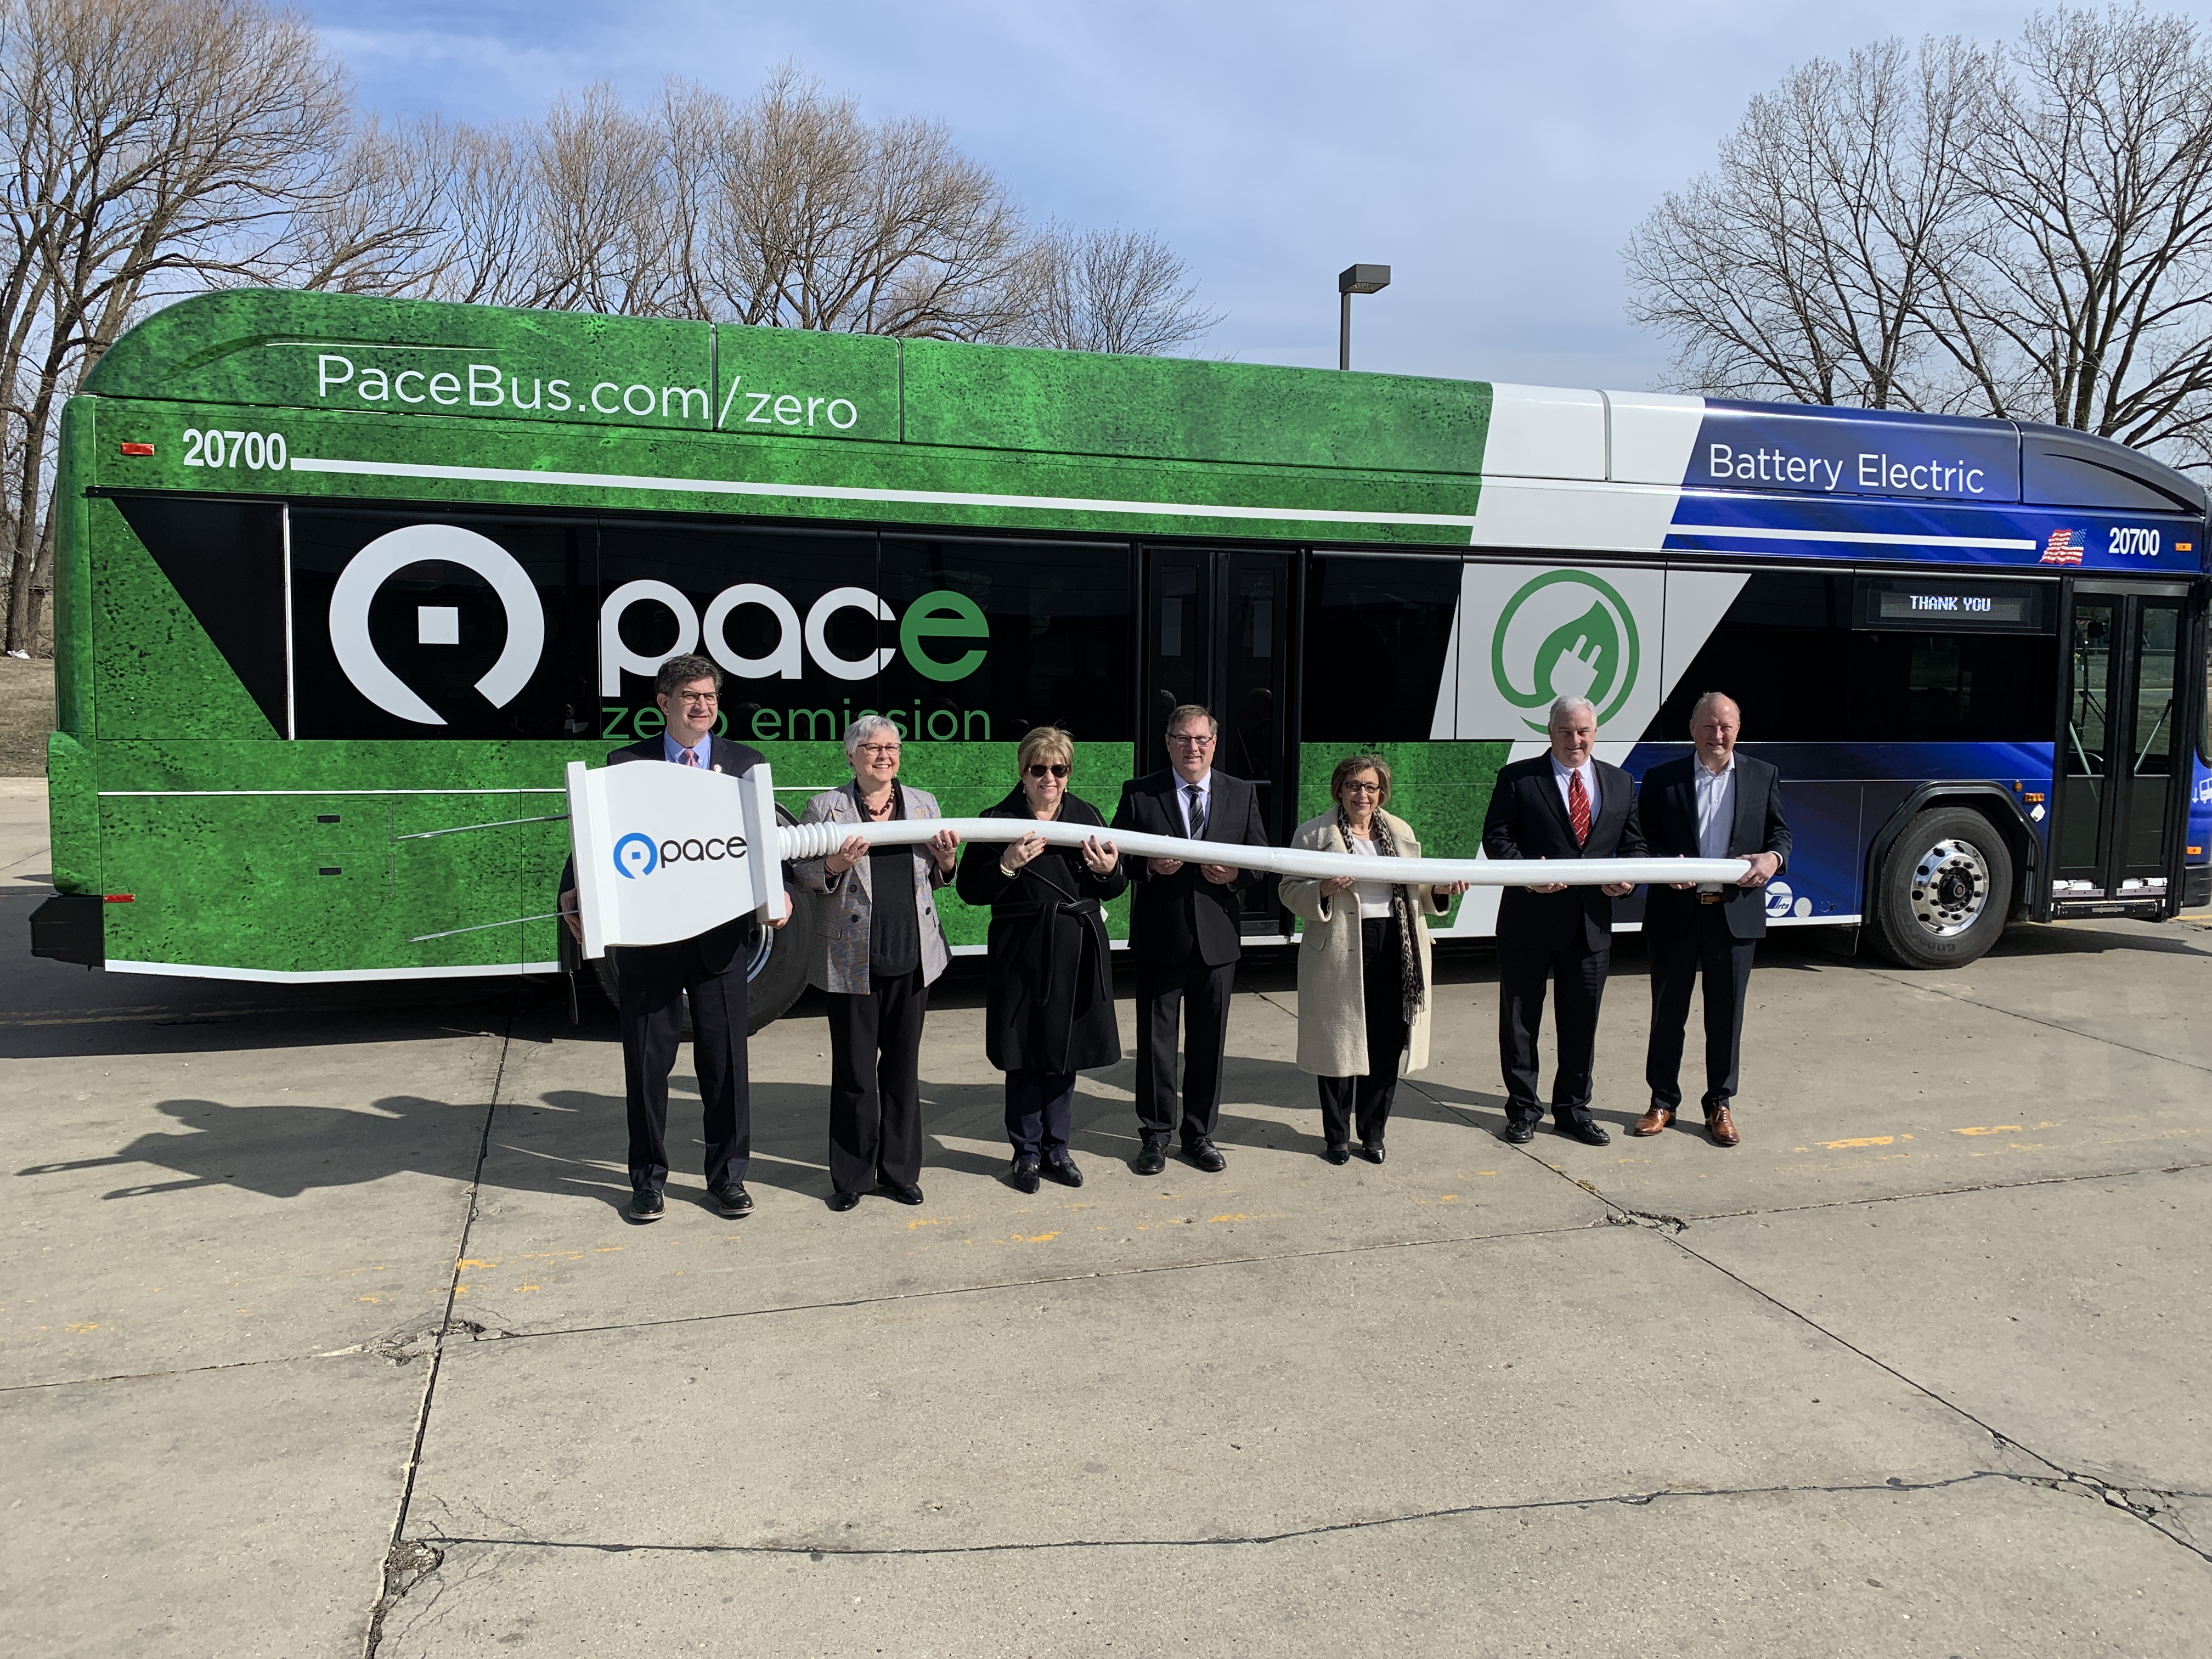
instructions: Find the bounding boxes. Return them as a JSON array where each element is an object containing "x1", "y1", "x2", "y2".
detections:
[{"x1": 566, "y1": 760, "x2": 1751, "y2": 958}]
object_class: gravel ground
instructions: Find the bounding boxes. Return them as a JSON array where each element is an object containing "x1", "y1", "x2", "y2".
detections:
[{"x1": 0, "y1": 656, "x2": 53, "y2": 775}]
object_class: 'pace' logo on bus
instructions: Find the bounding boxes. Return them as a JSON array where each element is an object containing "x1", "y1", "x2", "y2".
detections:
[
  {"x1": 329, "y1": 524, "x2": 545, "y2": 725},
  {"x1": 1489, "y1": 571, "x2": 1641, "y2": 732},
  {"x1": 613, "y1": 830, "x2": 748, "y2": 877}
]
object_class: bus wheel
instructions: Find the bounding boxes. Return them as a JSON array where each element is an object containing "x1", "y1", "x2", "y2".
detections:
[
  {"x1": 588, "y1": 887, "x2": 815, "y2": 1037},
  {"x1": 1869, "y1": 807, "x2": 2013, "y2": 969}
]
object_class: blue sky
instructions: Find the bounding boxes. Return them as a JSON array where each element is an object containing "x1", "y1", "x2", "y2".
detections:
[{"x1": 306, "y1": 0, "x2": 2046, "y2": 389}]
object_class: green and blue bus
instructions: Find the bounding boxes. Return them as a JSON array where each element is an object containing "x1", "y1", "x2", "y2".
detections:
[{"x1": 29, "y1": 290, "x2": 2212, "y2": 1026}]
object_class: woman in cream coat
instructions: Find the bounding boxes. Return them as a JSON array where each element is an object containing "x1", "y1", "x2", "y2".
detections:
[{"x1": 1279, "y1": 754, "x2": 1468, "y2": 1165}]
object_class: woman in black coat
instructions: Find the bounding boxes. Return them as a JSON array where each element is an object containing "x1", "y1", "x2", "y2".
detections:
[{"x1": 955, "y1": 725, "x2": 1128, "y2": 1193}]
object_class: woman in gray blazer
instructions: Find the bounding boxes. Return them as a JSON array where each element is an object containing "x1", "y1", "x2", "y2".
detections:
[{"x1": 792, "y1": 716, "x2": 959, "y2": 1210}]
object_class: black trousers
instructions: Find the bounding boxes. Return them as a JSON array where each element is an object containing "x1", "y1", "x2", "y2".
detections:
[
  {"x1": 1006, "y1": 1069, "x2": 1076, "y2": 1161},
  {"x1": 825, "y1": 967, "x2": 928, "y2": 1194},
  {"x1": 1318, "y1": 916, "x2": 1409, "y2": 1149},
  {"x1": 1646, "y1": 904, "x2": 1758, "y2": 1113},
  {"x1": 1134, "y1": 954, "x2": 1235, "y2": 1147},
  {"x1": 1497, "y1": 940, "x2": 1610, "y2": 1128},
  {"x1": 617, "y1": 937, "x2": 749, "y2": 1194}
]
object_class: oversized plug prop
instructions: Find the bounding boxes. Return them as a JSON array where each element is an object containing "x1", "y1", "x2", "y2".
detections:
[{"x1": 562, "y1": 760, "x2": 1754, "y2": 958}]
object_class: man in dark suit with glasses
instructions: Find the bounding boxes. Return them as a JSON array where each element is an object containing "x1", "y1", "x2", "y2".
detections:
[{"x1": 1111, "y1": 703, "x2": 1269, "y2": 1175}]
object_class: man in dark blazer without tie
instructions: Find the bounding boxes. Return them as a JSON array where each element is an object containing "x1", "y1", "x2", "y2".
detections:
[
  {"x1": 1632, "y1": 691, "x2": 1791, "y2": 1148},
  {"x1": 1111, "y1": 703, "x2": 1269, "y2": 1175},
  {"x1": 1481, "y1": 694, "x2": 1646, "y2": 1147},
  {"x1": 558, "y1": 653, "x2": 785, "y2": 1224}
]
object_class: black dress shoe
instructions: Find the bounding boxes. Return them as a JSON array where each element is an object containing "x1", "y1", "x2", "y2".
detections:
[
  {"x1": 881, "y1": 1181, "x2": 925, "y2": 1206},
  {"x1": 1041, "y1": 1154, "x2": 1084, "y2": 1188},
  {"x1": 826, "y1": 1190, "x2": 861, "y2": 1212},
  {"x1": 1323, "y1": 1144, "x2": 1351, "y2": 1166},
  {"x1": 1357, "y1": 1143, "x2": 1386, "y2": 1165},
  {"x1": 706, "y1": 1183, "x2": 754, "y2": 1219},
  {"x1": 1500, "y1": 1122, "x2": 1537, "y2": 1145},
  {"x1": 1559, "y1": 1119, "x2": 1612, "y2": 1147},
  {"x1": 1133, "y1": 1139, "x2": 1169, "y2": 1176},
  {"x1": 1183, "y1": 1138, "x2": 1227, "y2": 1173},
  {"x1": 627, "y1": 1187, "x2": 665, "y2": 1223},
  {"x1": 1009, "y1": 1158, "x2": 1041, "y2": 1194}
]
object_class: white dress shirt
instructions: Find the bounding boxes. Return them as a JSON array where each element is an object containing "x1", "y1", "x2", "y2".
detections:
[
  {"x1": 1549, "y1": 753, "x2": 1598, "y2": 824},
  {"x1": 1176, "y1": 770, "x2": 1213, "y2": 838},
  {"x1": 1694, "y1": 754, "x2": 1736, "y2": 891},
  {"x1": 1346, "y1": 832, "x2": 1393, "y2": 918}
]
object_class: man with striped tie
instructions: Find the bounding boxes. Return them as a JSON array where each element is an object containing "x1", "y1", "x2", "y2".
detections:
[{"x1": 1480, "y1": 695, "x2": 1646, "y2": 1147}]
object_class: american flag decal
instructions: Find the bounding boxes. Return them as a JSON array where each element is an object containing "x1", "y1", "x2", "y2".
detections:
[{"x1": 2039, "y1": 528, "x2": 2083, "y2": 565}]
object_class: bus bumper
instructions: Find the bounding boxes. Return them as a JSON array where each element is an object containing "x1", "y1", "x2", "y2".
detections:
[{"x1": 29, "y1": 894, "x2": 103, "y2": 967}]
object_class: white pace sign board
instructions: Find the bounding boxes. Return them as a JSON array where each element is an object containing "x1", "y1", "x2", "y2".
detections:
[{"x1": 566, "y1": 760, "x2": 783, "y2": 958}]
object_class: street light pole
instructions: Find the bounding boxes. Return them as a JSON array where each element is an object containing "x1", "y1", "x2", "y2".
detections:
[{"x1": 1337, "y1": 264, "x2": 1390, "y2": 370}]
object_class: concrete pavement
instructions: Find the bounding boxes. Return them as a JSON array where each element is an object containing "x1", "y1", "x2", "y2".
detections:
[{"x1": 4, "y1": 772, "x2": 2208, "y2": 1655}]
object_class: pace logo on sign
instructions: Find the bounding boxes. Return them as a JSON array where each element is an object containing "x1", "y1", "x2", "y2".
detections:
[
  {"x1": 328, "y1": 524, "x2": 545, "y2": 726},
  {"x1": 599, "y1": 581, "x2": 989, "y2": 693},
  {"x1": 612, "y1": 829, "x2": 748, "y2": 877}
]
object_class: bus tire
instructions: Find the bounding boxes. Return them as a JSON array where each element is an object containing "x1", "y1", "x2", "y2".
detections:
[
  {"x1": 586, "y1": 891, "x2": 814, "y2": 1037},
  {"x1": 1868, "y1": 806, "x2": 2014, "y2": 969}
]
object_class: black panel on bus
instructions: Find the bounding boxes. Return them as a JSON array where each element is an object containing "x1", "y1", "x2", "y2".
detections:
[
  {"x1": 1648, "y1": 571, "x2": 2059, "y2": 743},
  {"x1": 1300, "y1": 555, "x2": 1462, "y2": 741},
  {"x1": 2019, "y1": 425, "x2": 2206, "y2": 515},
  {"x1": 114, "y1": 494, "x2": 289, "y2": 736}
]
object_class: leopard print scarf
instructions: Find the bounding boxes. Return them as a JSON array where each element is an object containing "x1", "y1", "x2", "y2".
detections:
[{"x1": 1336, "y1": 806, "x2": 1427, "y2": 1029}]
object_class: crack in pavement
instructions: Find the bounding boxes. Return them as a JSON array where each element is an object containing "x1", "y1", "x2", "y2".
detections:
[
  {"x1": 377, "y1": 1466, "x2": 2212, "y2": 1567},
  {"x1": 362, "y1": 1007, "x2": 514, "y2": 1659},
  {"x1": 1861, "y1": 964, "x2": 2212, "y2": 1077},
  {"x1": 1662, "y1": 1156, "x2": 2212, "y2": 1223}
]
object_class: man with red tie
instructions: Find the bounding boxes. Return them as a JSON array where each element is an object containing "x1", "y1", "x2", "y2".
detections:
[{"x1": 1480, "y1": 695, "x2": 1646, "y2": 1146}]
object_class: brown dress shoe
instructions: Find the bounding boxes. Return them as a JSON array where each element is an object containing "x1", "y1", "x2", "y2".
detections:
[
  {"x1": 1628, "y1": 1107, "x2": 1674, "y2": 1137},
  {"x1": 1705, "y1": 1104, "x2": 1741, "y2": 1147}
]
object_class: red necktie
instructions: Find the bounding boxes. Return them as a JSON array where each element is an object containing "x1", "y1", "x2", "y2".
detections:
[{"x1": 1568, "y1": 768, "x2": 1590, "y2": 847}]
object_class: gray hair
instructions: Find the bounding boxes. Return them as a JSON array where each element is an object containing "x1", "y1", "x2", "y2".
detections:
[
  {"x1": 1547, "y1": 695, "x2": 1596, "y2": 728},
  {"x1": 842, "y1": 713, "x2": 900, "y2": 761}
]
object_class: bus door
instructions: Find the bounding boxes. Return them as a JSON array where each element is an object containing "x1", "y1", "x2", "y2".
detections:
[
  {"x1": 2052, "y1": 582, "x2": 2188, "y2": 911},
  {"x1": 1142, "y1": 548, "x2": 1296, "y2": 934}
]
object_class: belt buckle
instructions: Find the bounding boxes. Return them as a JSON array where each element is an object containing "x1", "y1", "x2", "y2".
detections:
[{"x1": 1698, "y1": 891, "x2": 1723, "y2": 905}]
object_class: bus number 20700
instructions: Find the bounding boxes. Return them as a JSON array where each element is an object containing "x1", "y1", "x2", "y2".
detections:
[{"x1": 180, "y1": 428, "x2": 288, "y2": 471}]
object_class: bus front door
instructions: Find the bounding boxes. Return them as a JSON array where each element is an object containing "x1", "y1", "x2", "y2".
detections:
[
  {"x1": 2052, "y1": 583, "x2": 2187, "y2": 913},
  {"x1": 1142, "y1": 548, "x2": 1296, "y2": 936}
]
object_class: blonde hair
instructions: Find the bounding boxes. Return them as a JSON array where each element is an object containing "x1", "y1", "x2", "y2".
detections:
[{"x1": 1018, "y1": 725, "x2": 1074, "y2": 772}]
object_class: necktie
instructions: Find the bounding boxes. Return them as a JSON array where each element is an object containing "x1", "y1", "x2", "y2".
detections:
[
  {"x1": 682, "y1": 746, "x2": 702, "y2": 767},
  {"x1": 1184, "y1": 784, "x2": 1206, "y2": 838},
  {"x1": 1567, "y1": 768, "x2": 1590, "y2": 848}
]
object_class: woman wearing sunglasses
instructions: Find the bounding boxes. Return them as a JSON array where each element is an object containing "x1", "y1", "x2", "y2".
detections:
[
  {"x1": 1279, "y1": 753, "x2": 1469, "y2": 1165},
  {"x1": 955, "y1": 726, "x2": 1127, "y2": 1192}
]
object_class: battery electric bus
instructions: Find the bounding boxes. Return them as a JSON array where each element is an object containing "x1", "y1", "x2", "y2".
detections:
[{"x1": 30, "y1": 291, "x2": 2212, "y2": 1028}]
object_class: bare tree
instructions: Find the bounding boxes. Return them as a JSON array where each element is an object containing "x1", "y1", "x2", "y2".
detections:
[
  {"x1": 0, "y1": 0, "x2": 351, "y2": 653},
  {"x1": 1626, "y1": 5, "x2": 2212, "y2": 468},
  {"x1": 1011, "y1": 223, "x2": 1221, "y2": 355},
  {"x1": 707, "y1": 64, "x2": 1031, "y2": 338}
]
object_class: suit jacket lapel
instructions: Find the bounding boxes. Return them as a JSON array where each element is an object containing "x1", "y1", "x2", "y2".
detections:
[
  {"x1": 1534, "y1": 761, "x2": 1577, "y2": 844},
  {"x1": 1729, "y1": 759, "x2": 1761, "y2": 856}
]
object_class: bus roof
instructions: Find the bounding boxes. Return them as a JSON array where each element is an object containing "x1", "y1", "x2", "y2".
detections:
[{"x1": 80, "y1": 290, "x2": 2210, "y2": 572}]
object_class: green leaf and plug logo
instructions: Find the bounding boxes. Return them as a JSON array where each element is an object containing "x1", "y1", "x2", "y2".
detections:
[{"x1": 1489, "y1": 570, "x2": 1640, "y2": 733}]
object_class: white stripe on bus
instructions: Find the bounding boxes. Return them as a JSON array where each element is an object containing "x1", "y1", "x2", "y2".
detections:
[
  {"x1": 287, "y1": 455, "x2": 1485, "y2": 531},
  {"x1": 1671, "y1": 523, "x2": 2039, "y2": 551},
  {"x1": 106, "y1": 958, "x2": 563, "y2": 983}
]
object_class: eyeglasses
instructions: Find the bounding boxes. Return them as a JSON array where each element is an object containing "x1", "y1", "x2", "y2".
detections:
[
  {"x1": 854, "y1": 742, "x2": 901, "y2": 758},
  {"x1": 1025, "y1": 763, "x2": 1070, "y2": 778},
  {"x1": 1167, "y1": 732, "x2": 1214, "y2": 746},
  {"x1": 1341, "y1": 781, "x2": 1383, "y2": 795},
  {"x1": 675, "y1": 691, "x2": 718, "y2": 705}
]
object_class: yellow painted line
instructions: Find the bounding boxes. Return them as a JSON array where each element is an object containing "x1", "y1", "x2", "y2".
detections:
[
  {"x1": 1010, "y1": 1232, "x2": 1060, "y2": 1243},
  {"x1": 1817, "y1": 1135, "x2": 1914, "y2": 1148},
  {"x1": 1954, "y1": 1126, "x2": 2023, "y2": 1136}
]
